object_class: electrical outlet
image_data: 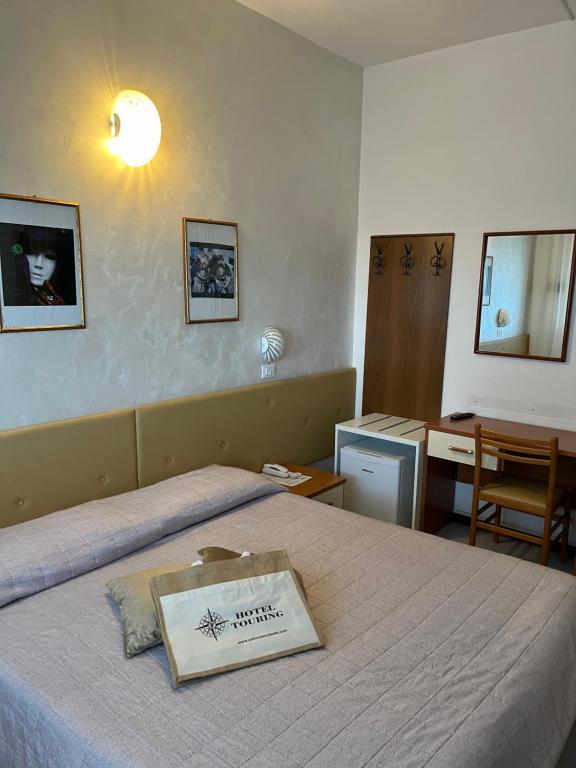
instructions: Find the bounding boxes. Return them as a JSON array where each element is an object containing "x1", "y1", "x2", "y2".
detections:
[{"x1": 261, "y1": 364, "x2": 276, "y2": 379}]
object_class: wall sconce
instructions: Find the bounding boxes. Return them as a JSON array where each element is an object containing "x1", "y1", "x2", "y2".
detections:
[
  {"x1": 496, "y1": 308, "x2": 511, "y2": 328},
  {"x1": 261, "y1": 327, "x2": 285, "y2": 362},
  {"x1": 109, "y1": 90, "x2": 161, "y2": 167},
  {"x1": 260, "y1": 327, "x2": 285, "y2": 379}
]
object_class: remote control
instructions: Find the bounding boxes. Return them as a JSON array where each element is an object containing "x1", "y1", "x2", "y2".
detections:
[{"x1": 449, "y1": 412, "x2": 475, "y2": 421}]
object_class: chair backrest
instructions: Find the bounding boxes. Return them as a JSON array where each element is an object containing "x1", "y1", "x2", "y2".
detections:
[{"x1": 474, "y1": 423, "x2": 559, "y2": 505}]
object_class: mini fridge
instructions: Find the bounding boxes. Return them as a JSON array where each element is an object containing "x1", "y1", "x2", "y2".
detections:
[{"x1": 340, "y1": 444, "x2": 412, "y2": 527}]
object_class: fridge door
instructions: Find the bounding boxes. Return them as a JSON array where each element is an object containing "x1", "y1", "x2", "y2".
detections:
[{"x1": 341, "y1": 446, "x2": 405, "y2": 524}]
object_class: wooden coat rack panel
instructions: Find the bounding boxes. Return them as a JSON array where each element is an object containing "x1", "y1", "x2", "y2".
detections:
[{"x1": 363, "y1": 233, "x2": 454, "y2": 421}]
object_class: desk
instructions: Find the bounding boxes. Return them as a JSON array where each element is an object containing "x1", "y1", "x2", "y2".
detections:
[{"x1": 420, "y1": 415, "x2": 576, "y2": 534}]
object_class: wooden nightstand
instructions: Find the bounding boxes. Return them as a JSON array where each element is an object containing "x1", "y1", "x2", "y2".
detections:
[{"x1": 284, "y1": 464, "x2": 346, "y2": 508}]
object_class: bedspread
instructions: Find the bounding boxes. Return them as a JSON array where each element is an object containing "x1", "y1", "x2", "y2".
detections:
[{"x1": 1, "y1": 492, "x2": 576, "y2": 768}]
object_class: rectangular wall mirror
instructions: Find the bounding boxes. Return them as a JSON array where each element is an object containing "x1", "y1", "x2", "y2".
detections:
[{"x1": 475, "y1": 229, "x2": 576, "y2": 362}]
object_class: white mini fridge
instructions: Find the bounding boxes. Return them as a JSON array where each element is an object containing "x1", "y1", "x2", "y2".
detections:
[{"x1": 340, "y1": 444, "x2": 412, "y2": 527}]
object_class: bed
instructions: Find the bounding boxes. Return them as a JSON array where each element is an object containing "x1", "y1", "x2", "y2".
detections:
[
  {"x1": 1, "y1": 371, "x2": 576, "y2": 767},
  {"x1": 1, "y1": 465, "x2": 576, "y2": 768}
]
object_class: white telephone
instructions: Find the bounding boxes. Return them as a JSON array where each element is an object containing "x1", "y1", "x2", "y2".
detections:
[{"x1": 262, "y1": 463, "x2": 302, "y2": 479}]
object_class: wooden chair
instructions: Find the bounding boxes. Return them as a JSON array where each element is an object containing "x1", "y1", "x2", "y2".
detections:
[{"x1": 469, "y1": 424, "x2": 570, "y2": 566}]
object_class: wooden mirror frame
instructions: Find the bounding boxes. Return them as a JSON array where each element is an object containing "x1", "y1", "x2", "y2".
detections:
[{"x1": 474, "y1": 229, "x2": 576, "y2": 362}]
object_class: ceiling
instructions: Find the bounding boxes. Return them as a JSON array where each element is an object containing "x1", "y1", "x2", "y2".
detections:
[{"x1": 235, "y1": 0, "x2": 575, "y2": 67}]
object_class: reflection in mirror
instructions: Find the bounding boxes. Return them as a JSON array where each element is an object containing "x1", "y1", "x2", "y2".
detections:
[{"x1": 475, "y1": 230, "x2": 576, "y2": 361}]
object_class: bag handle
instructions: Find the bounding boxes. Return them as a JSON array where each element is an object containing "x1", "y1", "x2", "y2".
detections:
[{"x1": 191, "y1": 550, "x2": 252, "y2": 567}]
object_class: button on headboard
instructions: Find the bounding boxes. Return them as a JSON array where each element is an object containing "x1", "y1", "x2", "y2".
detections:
[
  {"x1": 0, "y1": 409, "x2": 138, "y2": 528},
  {"x1": 135, "y1": 369, "x2": 355, "y2": 487}
]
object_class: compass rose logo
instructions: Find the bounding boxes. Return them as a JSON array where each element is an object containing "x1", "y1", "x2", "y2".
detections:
[{"x1": 195, "y1": 608, "x2": 229, "y2": 641}]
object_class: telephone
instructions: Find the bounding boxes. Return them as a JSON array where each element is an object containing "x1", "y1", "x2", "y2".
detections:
[{"x1": 262, "y1": 463, "x2": 302, "y2": 479}]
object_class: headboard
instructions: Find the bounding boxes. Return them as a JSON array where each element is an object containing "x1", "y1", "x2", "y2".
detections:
[
  {"x1": 136, "y1": 368, "x2": 355, "y2": 486},
  {"x1": 0, "y1": 369, "x2": 355, "y2": 528},
  {"x1": 478, "y1": 334, "x2": 530, "y2": 355},
  {"x1": 0, "y1": 409, "x2": 138, "y2": 528}
]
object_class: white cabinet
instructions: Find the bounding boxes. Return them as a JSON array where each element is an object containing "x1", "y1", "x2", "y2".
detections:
[
  {"x1": 340, "y1": 445, "x2": 412, "y2": 526},
  {"x1": 335, "y1": 414, "x2": 426, "y2": 528}
]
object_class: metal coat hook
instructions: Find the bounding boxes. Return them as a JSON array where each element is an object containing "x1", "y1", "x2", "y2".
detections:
[
  {"x1": 372, "y1": 242, "x2": 383, "y2": 275},
  {"x1": 430, "y1": 241, "x2": 446, "y2": 276},
  {"x1": 400, "y1": 243, "x2": 414, "y2": 275}
]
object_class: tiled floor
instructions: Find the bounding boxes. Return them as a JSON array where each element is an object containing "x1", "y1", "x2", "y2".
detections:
[
  {"x1": 438, "y1": 520, "x2": 573, "y2": 572},
  {"x1": 438, "y1": 521, "x2": 575, "y2": 766}
]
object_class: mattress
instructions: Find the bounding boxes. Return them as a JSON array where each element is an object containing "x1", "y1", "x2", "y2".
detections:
[{"x1": 1, "y1": 477, "x2": 576, "y2": 768}]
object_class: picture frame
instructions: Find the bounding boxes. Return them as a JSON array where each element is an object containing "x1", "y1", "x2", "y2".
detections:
[
  {"x1": 182, "y1": 217, "x2": 239, "y2": 324},
  {"x1": 482, "y1": 255, "x2": 493, "y2": 307},
  {"x1": 0, "y1": 193, "x2": 85, "y2": 332}
]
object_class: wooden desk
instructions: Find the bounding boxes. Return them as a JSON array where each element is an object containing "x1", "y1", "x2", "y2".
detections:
[{"x1": 420, "y1": 415, "x2": 576, "y2": 533}]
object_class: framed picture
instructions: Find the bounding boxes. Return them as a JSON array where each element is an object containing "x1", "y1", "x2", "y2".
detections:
[
  {"x1": 0, "y1": 194, "x2": 85, "y2": 332},
  {"x1": 183, "y1": 217, "x2": 239, "y2": 324},
  {"x1": 482, "y1": 255, "x2": 493, "y2": 307}
]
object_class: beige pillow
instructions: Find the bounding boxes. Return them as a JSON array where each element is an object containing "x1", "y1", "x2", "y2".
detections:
[
  {"x1": 108, "y1": 548, "x2": 305, "y2": 658},
  {"x1": 108, "y1": 564, "x2": 189, "y2": 657}
]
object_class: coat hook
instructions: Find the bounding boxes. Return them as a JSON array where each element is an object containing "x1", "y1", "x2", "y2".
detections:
[
  {"x1": 372, "y1": 242, "x2": 383, "y2": 275},
  {"x1": 430, "y1": 241, "x2": 446, "y2": 276},
  {"x1": 400, "y1": 243, "x2": 414, "y2": 275}
]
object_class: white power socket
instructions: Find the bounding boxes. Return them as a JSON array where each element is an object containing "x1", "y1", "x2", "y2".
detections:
[{"x1": 261, "y1": 364, "x2": 276, "y2": 379}]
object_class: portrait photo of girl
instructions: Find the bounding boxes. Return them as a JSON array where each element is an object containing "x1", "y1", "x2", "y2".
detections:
[
  {"x1": 0, "y1": 194, "x2": 85, "y2": 332},
  {"x1": 1, "y1": 224, "x2": 77, "y2": 307}
]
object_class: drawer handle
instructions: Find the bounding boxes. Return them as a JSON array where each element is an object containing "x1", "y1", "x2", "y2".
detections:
[{"x1": 448, "y1": 445, "x2": 474, "y2": 455}]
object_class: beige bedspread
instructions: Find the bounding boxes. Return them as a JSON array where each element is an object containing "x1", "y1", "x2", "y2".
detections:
[{"x1": 1, "y1": 491, "x2": 575, "y2": 767}]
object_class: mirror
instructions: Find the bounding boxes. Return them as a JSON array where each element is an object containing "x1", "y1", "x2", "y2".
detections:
[{"x1": 475, "y1": 230, "x2": 576, "y2": 361}]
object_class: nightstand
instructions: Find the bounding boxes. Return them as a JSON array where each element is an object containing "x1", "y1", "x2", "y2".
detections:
[{"x1": 284, "y1": 464, "x2": 346, "y2": 508}]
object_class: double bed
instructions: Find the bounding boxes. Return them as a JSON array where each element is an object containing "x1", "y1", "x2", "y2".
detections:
[
  {"x1": 1, "y1": 371, "x2": 575, "y2": 767},
  {"x1": 2, "y1": 466, "x2": 576, "y2": 768}
]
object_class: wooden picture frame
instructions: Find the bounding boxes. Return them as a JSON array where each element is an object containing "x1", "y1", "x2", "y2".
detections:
[
  {"x1": 0, "y1": 193, "x2": 86, "y2": 332},
  {"x1": 182, "y1": 217, "x2": 239, "y2": 324}
]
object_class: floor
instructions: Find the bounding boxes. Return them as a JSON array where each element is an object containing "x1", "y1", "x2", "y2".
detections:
[
  {"x1": 438, "y1": 520, "x2": 573, "y2": 573},
  {"x1": 438, "y1": 521, "x2": 576, "y2": 767}
]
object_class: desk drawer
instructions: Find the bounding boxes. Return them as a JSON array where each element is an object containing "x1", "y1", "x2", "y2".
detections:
[{"x1": 427, "y1": 430, "x2": 497, "y2": 469}]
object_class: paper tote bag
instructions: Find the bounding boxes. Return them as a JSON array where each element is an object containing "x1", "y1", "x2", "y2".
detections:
[{"x1": 150, "y1": 550, "x2": 323, "y2": 685}]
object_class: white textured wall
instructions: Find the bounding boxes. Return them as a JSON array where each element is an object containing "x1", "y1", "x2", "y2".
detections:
[
  {"x1": 354, "y1": 22, "x2": 576, "y2": 428},
  {"x1": 0, "y1": 0, "x2": 362, "y2": 430}
]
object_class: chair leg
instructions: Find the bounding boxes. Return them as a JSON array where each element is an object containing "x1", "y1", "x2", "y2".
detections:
[
  {"x1": 560, "y1": 500, "x2": 570, "y2": 564},
  {"x1": 493, "y1": 505, "x2": 501, "y2": 544},
  {"x1": 541, "y1": 514, "x2": 552, "y2": 566},
  {"x1": 469, "y1": 487, "x2": 480, "y2": 548}
]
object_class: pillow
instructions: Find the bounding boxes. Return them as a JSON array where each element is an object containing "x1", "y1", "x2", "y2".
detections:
[
  {"x1": 0, "y1": 465, "x2": 284, "y2": 608},
  {"x1": 108, "y1": 548, "x2": 306, "y2": 657},
  {"x1": 108, "y1": 564, "x2": 189, "y2": 657}
]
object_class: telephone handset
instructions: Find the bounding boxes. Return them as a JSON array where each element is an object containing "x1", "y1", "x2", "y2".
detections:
[{"x1": 262, "y1": 463, "x2": 302, "y2": 479}]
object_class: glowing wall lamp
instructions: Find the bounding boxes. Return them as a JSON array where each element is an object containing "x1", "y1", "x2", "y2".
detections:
[{"x1": 109, "y1": 90, "x2": 161, "y2": 167}]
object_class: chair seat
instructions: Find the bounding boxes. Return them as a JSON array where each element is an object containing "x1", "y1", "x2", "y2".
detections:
[{"x1": 479, "y1": 475, "x2": 563, "y2": 515}]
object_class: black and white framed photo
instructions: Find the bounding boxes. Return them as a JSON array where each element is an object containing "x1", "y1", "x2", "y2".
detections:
[
  {"x1": 183, "y1": 217, "x2": 239, "y2": 324},
  {"x1": 0, "y1": 194, "x2": 85, "y2": 332}
]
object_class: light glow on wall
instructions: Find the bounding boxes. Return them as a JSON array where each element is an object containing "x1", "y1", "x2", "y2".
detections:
[{"x1": 108, "y1": 90, "x2": 161, "y2": 167}]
